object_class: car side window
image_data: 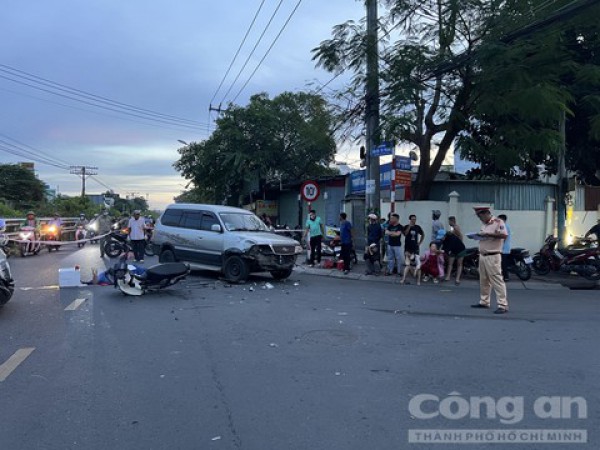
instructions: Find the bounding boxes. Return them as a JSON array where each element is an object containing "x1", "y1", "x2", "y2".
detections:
[
  {"x1": 161, "y1": 209, "x2": 183, "y2": 227},
  {"x1": 180, "y1": 212, "x2": 203, "y2": 230},
  {"x1": 200, "y1": 212, "x2": 220, "y2": 231}
]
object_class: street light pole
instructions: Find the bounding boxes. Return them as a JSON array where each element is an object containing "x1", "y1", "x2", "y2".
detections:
[{"x1": 365, "y1": 0, "x2": 380, "y2": 214}]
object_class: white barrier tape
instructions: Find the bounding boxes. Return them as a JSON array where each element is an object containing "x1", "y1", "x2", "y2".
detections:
[{"x1": 8, "y1": 232, "x2": 111, "y2": 246}]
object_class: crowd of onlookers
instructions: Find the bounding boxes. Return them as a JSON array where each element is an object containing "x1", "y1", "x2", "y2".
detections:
[{"x1": 300, "y1": 208, "x2": 508, "y2": 286}]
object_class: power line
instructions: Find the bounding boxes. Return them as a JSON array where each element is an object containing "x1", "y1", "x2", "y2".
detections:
[
  {"x1": 0, "y1": 86, "x2": 213, "y2": 136},
  {"x1": 0, "y1": 132, "x2": 72, "y2": 167},
  {"x1": 0, "y1": 73, "x2": 210, "y2": 132},
  {"x1": 0, "y1": 143, "x2": 70, "y2": 170},
  {"x1": 231, "y1": 0, "x2": 304, "y2": 104},
  {"x1": 209, "y1": 0, "x2": 267, "y2": 106},
  {"x1": 219, "y1": 0, "x2": 286, "y2": 104},
  {"x1": 0, "y1": 64, "x2": 210, "y2": 129}
]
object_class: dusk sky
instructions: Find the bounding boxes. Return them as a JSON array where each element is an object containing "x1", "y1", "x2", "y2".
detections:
[{"x1": 1, "y1": 0, "x2": 366, "y2": 208}]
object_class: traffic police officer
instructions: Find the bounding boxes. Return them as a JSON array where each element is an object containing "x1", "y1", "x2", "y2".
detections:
[{"x1": 470, "y1": 206, "x2": 509, "y2": 314}]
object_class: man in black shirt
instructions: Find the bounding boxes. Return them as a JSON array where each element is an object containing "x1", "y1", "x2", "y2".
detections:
[
  {"x1": 404, "y1": 214, "x2": 424, "y2": 256},
  {"x1": 385, "y1": 213, "x2": 403, "y2": 275},
  {"x1": 441, "y1": 231, "x2": 466, "y2": 285}
]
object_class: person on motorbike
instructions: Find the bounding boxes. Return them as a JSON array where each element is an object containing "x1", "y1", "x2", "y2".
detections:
[
  {"x1": 96, "y1": 209, "x2": 114, "y2": 258},
  {"x1": 48, "y1": 213, "x2": 64, "y2": 241},
  {"x1": 20, "y1": 211, "x2": 40, "y2": 242},
  {"x1": 75, "y1": 213, "x2": 88, "y2": 242}
]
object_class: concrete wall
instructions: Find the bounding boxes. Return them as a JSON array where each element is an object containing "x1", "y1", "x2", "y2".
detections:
[{"x1": 379, "y1": 197, "x2": 552, "y2": 253}]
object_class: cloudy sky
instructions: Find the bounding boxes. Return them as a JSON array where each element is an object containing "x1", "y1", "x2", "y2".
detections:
[{"x1": 1, "y1": 0, "x2": 366, "y2": 208}]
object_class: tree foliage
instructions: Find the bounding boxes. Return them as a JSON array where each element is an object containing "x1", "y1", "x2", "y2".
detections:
[
  {"x1": 0, "y1": 164, "x2": 47, "y2": 210},
  {"x1": 458, "y1": 0, "x2": 600, "y2": 183},
  {"x1": 313, "y1": 0, "x2": 600, "y2": 196},
  {"x1": 174, "y1": 92, "x2": 338, "y2": 205}
]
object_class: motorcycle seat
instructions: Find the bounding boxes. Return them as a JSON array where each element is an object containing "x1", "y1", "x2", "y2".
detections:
[{"x1": 145, "y1": 263, "x2": 190, "y2": 279}]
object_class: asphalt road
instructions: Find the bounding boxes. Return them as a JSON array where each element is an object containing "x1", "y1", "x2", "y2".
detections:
[{"x1": 0, "y1": 244, "x2": 598, "y2": 450}]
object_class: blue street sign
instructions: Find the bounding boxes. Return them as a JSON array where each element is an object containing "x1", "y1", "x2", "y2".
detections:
[
  {"x1": 350, "y1": 170, "x2": 366, "y2": 194},
  {"x1": 396, "y1": 155, "x2": 412, "y2": 171},
  {"x1": 371, "y1": 142, "x2": 394, "y2": 157}
]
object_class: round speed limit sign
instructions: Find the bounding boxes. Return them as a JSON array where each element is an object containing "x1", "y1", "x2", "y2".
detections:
[{"x1": 300, "y1": 181, "x2": 320, "y2": 202}]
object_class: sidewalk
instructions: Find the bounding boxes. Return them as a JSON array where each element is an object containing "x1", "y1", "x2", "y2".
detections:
[{"x1": 294, "y1": 258, "x2": 599, "y2": 291}]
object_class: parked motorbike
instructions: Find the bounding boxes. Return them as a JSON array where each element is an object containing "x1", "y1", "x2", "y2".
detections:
[
  {"x1": 504, "y1": 248, "x2": 533, "y2": 281},
  {"x1": 40, "y1": 224, "x2": 60, "y2": 252},
  {"x1": 75, "y1": 225, "x2": 87, "y2": 248},
  {"x1": 144, "y1": 225, "x2": 155, "y2": 257},
  {"x1": 112, "y1": 255, "x2": 190, "y2": 296},
  {"x1": 103, "y1": 229, "x2": 131, "y2": 258},
  {"x1": 0, "y1": 248, "x2": 14, "y2": 306},
  {"x1": 86, "y1": 220, "x2": 99, "y2": 244},
  {"x1": 461, "y1": 247, "x2": 480, "y2": 279},
  {"x1": 18, "y1": 226, "x2": 42, "y2": 257},
  {"x1": 321, "y1": 233, "x2": 358, "y2": 265},
  {"x1": 533, "y1": 235, "x2": 600, "y2": 281}
]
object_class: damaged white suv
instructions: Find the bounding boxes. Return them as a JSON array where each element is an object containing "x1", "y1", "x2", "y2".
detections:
[{"x1": 153, "y1": 204, "x2": 303, "y2": 282}]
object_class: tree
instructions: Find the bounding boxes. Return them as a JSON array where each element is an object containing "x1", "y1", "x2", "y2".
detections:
[
  {"x1": 458, "y1": 1, "x2": 600, "y2": 182},
  {"x1": 0, "y1": 164, "x2": 46, "y2": 210},
  {"x1": 313, "y1": 0, "x2": 600, "y2": 197},
  {"x1": 174, "y1": 92, "x2": 338, "y2": 205}
]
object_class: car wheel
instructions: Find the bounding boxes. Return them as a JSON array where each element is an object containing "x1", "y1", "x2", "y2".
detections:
[
  {"x1": 270, "y1": 268, "x2": 293, "y2": 280},
  {"x1": 224, "y1": 255, "x2": 249, "y2": 283},
  {"x1": 159, "y1": 249, "x2": 177, "y2": 263}
]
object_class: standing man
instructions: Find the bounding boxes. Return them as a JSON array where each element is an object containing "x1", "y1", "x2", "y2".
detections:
[
  {"x1": 339, "y1": 212, "x2": 353, "y2": 274},
  {"x1": 470, "y1": 207, "x2": 509, "y2": 314},
  {"x1": 97, "y1": 209, "x2": 113, "y2": 258},
  {"x1": 303, "y1": 209, "x2": 325, "y2": 267},
  {"x1": 128, "y1": 210, "x2": 146, "y2": 263},
  {"x1": 498, "y1": 214, "x2": 511, "y2": 282},
  {"x1": 385, "y1": 213, "x2": 403, "y2": 276},
  {"x1": 404, "y1": 214, "x2": 424, "y2": 260}
]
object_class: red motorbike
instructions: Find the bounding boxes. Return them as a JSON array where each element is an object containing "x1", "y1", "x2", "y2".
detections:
[{"x1": 532, "y1": 235, "x2": 600, "y2": 280}]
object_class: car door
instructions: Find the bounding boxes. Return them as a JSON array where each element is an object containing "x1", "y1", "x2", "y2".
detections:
[
  {"x1": 177, "y1": 211, "x2": 204, "y2": 263},
  {"x1": 195, "y1": 211, "x2": 224, "y2": 267}
]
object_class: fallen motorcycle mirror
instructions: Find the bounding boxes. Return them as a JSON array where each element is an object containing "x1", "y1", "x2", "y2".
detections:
[{"x1": 111, "y1": 254, "x2": 190, "y2": 296}]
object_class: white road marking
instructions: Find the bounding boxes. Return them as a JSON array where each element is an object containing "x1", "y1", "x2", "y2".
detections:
[
  {"x1": 19, "y1": 285, "x2": 60, "y2": 291},
  {"x1": 0, "y1": 348, "x2": 36, "y2": 382},
  {"x1": 64, "y1": 298, "x2": 87, "y2": 311}
]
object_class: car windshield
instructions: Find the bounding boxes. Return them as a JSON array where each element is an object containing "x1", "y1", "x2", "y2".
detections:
[{"x1": 220, "y1": 213, "x2": 269, "y2": 232}]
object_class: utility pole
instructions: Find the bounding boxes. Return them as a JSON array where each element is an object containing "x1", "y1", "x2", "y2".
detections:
[
  {"x1": 557, "y1": 110, "x2": 567, "y2": 246},
  {"x1": 365, "y1": 0, "x2": 380, "y2": 214},
  {"x1": 69, "y1": 165, "x2": 98, "y2": 198},
  {"x1": 209, "y1": 104, "x2": 226, "y2": 114}
]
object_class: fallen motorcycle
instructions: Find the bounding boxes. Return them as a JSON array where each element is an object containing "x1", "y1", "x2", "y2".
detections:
[
  {"x1": 112, "y1": 255, "x2": 190, "y2": 296},
  {"x1": 0, "y1": 247, "x2": 14, "y2": 306}
]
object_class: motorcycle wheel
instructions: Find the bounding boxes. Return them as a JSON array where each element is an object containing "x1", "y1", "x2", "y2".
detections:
[
  {"x1": 582, "y1": 266, "x2": 600, "y2": 281},
  {"x1": 20, "y1": 243, "x2": 26, "y2": 257},
  {"x1": 105, "y1": 241, "x2": 123, "y2": 258},
  {"x1": 144, "y1": 242, "x2": 155, "y2": 257},
  {"x1": 515, "y1": 261, "x2": 532, "y2": 281},
  {"x1": 532, "y1": 256, "x2": 550, "y2": 275}
]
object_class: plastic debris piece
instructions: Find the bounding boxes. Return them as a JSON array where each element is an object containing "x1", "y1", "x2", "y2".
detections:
[
  {"x1": 335, "y1": 372, "x2": 341, "y2": 376},
  {"x1": 269, "y1": 343, "x2": 279, "y2": 348},
  {"x1": 293, "y1": 282, "x2": 300, "y2": 286},
  {"x1": 249, "y1": 287, "x2": 254, "y2": 292},
  {"x1": 211, "y1": 436, "x2": 222, "y2": 441},
  {"x1": 160, "y1": 375, "x2": 165, "y2": 378},
  {"x1": 264, "y1": 283, "x2": 274, "y2": 290}
]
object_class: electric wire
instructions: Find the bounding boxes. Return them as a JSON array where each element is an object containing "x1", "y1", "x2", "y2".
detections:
[
  {"x1": 0, "y1": 64, "x2": 210, "y2": 129},
  {"x1": 0, "y1": 131, "x2": 72, "y2": 168},
  {"x1": 209, "y1": 0, "x2": 267, "y2": 106},
  {"x1": 231, "y1": 0, "x2": 304, "y2": 104},
  {"x1": 219, "y1": 0, "x2": 286, "y2": 104},
  {"x1": 0, "y1": 86, "x2": 213, "y2": 136}
]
